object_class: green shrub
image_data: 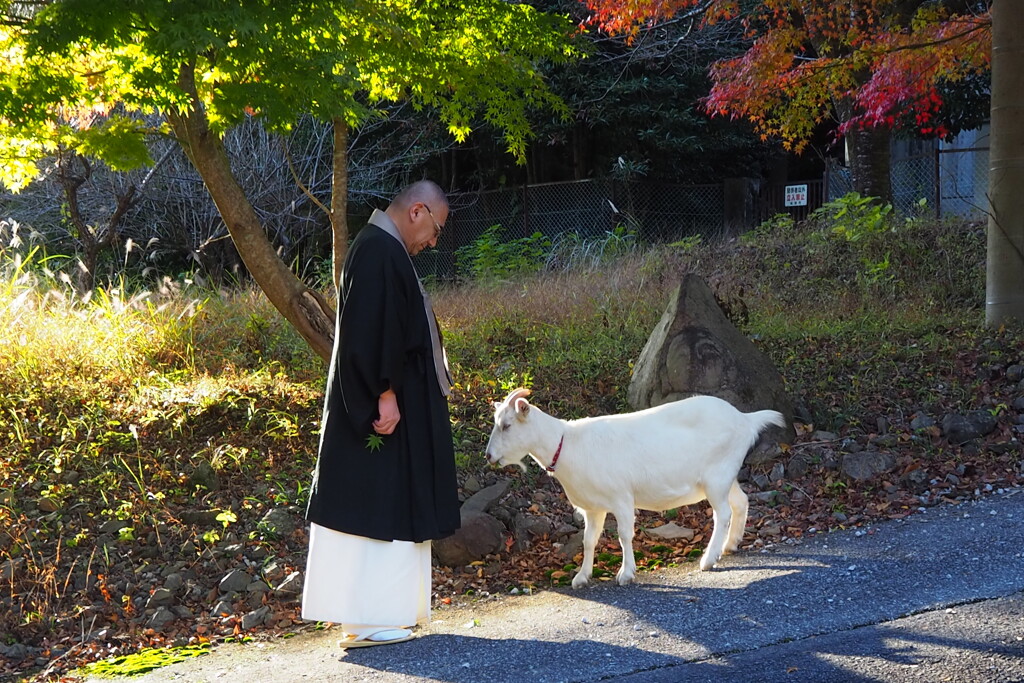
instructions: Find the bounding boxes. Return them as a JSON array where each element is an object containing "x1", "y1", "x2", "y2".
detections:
[{"x1": 455, "y1": 224, "x2": 551, "y2": 281}]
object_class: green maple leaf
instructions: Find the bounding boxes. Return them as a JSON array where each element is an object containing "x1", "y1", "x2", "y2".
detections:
[{"x1": 365, "y1": 434, "x2": 385, "y2": 452}]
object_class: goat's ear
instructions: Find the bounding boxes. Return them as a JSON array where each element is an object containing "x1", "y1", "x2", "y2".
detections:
[
  {"x1": 492, "y1": 401, "x2": 502, "y2": 412},
  {"x1": 513, "y1": 397, "x2": 531, "y2": 417}
]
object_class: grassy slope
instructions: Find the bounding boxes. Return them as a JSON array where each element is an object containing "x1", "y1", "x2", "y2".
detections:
[{"x1": 1, "y1": 215, "x2": 1022, "y2": 679}]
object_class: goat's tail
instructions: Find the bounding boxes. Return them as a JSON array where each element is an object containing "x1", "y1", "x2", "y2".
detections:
[{"x1": 746, "y1": 409, "x2": 787, "y2": 436}]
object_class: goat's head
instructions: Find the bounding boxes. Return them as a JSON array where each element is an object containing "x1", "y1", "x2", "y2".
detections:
[{"x1": 485, "y1": 388, "x2": 536, "y2": 470}]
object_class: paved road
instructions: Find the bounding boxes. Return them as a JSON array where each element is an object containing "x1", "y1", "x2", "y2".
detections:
[{"x1": 91, "y1": 489, "x2": 1024, "y2": 683}]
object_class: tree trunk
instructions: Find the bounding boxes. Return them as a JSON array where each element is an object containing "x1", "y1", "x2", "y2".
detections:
[
  {"x1": 330, "y1": 118, "x2": 349, "y2": 294},
  {"x1": 833, "y1": 95, "x2": 893, "y2": 204},
  {"x1": 986, "y1": 0, "x2": 1024, "y2": 327},
  {"x1": 58, "y1": 151, "x2": 138, "y2": 294},
  {"x1": 845, "y1": 124, "x2": 893, "y2": 203},
  {"x1": 168, "y1": 61, "x2": 335, "y2": 361}
]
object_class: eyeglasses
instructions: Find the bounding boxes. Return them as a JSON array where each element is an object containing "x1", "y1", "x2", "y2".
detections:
[{"x1": 422, "y1": 204, "x2": 443, "y2": 239}]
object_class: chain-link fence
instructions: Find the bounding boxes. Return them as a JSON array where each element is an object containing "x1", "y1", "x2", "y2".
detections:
[
  {"x1": 414, "y1": 178, "x2": 724, "y2": 280},
  {"x1": 827, "y1": 145, "x2": 990, "y2": 219},
  {"x1": 411, "y1": 143, "x2": 990, "y2": 281}
]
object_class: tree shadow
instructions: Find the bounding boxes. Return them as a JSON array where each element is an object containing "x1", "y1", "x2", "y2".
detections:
[
  {"x1": 337, "y1": 634, "x2": 684, "y2": 683},
  {"x1": 561, "y1": 552, "x2": 1024, "y2": 682}
]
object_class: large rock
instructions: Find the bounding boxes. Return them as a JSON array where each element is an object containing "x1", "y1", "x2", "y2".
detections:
[
  {"x1": 432, "y1": 510, "x2": 506, "y2": 567},
  {"x1": 941, "y1": 411, "x2": 997, "y2": 445},
  {"x1": 627, "y1": 274, "x2": 793, "y2": 461}
]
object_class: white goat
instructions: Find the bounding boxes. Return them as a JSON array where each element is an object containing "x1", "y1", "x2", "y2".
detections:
[{"x1": 486, "y1": 388, "x2": 785, "y2": 589}]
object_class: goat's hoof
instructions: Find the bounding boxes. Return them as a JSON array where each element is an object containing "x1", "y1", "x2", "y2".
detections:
[
  {"x1": 699, "y1": 556, "x2": 719, "y2": 571},
  {"x1": 571, "y1": 574, "x2": 590, "y2": 590},
  {"x1": 615, "y1": 571, "x2": 636, "y2": 586}
]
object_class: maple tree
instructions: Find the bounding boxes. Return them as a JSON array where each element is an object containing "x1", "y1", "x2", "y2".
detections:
[
  {"x1": 583, "y1": 0, "x2": 991, "y2": 201},
  {"x1": 0, "y1": 0, "x2": 576, "y2": 360},
  {"x1": 584, "y1": 0, "x2": 1024, "y2": 328}
]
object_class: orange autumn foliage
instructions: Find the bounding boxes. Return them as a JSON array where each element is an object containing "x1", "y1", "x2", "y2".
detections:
[{"x1": 583, "y1": 0, "x2": 991, "y2": 150}]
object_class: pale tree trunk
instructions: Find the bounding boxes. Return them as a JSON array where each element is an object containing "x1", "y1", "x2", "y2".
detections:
[
  {"x1": 330, "y1": 118, "x2": 349, "y2": 293},
  {"x1": 168, "y1": 61, "x2": 335, "y2": 361},
  {"x1": 986, "y1": 0, "x2": 1024, "y2": 327}
]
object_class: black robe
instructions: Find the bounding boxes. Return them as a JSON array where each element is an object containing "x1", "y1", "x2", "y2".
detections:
[{"x1": 305, "y1": 223, "x2": 460, "y2": 542}]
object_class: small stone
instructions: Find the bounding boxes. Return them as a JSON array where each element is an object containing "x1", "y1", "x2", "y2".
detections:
[
  {"x1": 274, "y1": 571, "x2": 303, "y2": 596},
  {"x1": 841, "y1": 451, "x2": 896, "y2": 481},
  {"x1": 644, "y1": 523, "x2": 695, "y2": 541},
  {"x1": 0, "y1": 643, "x2": 32, "y2": 661},
  {"x1": 258, "y1": 508, "x2": 299, "y2": 537},
  {"x1": 188, "y1": 460, "x2": 219, "y2": 491},
  {"x1": 910, "y1": 415, "x2": 936, "y2": 431},
  {"x1": 98, "y1": 520, "x2": 130, "y2": 535},
  {"x1": 219, "y1": 569, "x2": 252, "y2": 594},
  {"x1": 210, "y1": 600, "x2": 234, "y2": 617},
  {"x1": 146, "y1": 588, "x2": 174, "y2": 608},
  {"x1": 900, "y1": 468, "x2": 930, "y2": 494},
  {"x1": 148, "y1": 607, "x2": 176, "y2": 629},
  {"x1": 786, "y1": 454, "x2": 813, "y2": 480},
  {"x1": 871, "y1": 434, "x2": 898, "y2": 449},
  {"x1": 241, "y1": 606, "x2": 270, "y2": 630},
  {"x1": 261, "y1": 560, "x2": 286, "y2": 584}
]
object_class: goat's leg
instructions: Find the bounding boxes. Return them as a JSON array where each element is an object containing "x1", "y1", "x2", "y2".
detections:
[
  {"x1": 724, "y1": 480, "x2": 748, "y2": 554},
  {"x1": 572, "y1": 509, "x2": 606, "y2": 589},
  {"x1": 613, "y1": 506, "x2": 637, "y2": 586},
  {"x1": 700, "y1": 488, "x2": 733, "y2": 571}
]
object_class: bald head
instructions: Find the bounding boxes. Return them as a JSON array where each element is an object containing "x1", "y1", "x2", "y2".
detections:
[
  {"x1": 385, "y1": 180, "x2": 449, "y2": 256},
  {"x1": 390, "y1": 180, "x2": 448, "y2": 214}
]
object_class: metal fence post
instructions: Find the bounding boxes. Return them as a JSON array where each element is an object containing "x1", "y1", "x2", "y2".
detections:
[{"x1": 522, "y1": 182, "x2": 529, "y2": 238}]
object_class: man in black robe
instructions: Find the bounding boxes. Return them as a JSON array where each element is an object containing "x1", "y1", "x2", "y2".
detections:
[{"x1": 302, "y1": 180, "x2": 460, "y2": 647}]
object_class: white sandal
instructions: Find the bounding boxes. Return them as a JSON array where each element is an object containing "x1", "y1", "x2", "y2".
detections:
[{"x1": 339, "y1": 628, "x2": 415, "y2": 648}]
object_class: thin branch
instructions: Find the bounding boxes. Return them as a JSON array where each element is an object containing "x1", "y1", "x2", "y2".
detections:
[{"x1": 282, "y1": 136, "x2": 330, "y2": 217}]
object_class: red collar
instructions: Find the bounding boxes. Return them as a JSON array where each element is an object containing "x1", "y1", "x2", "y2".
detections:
[{"x1": 546, "y1": 435, "x2": 564, "y2": 472}]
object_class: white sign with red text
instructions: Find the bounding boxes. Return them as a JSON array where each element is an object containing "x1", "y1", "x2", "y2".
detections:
[{"x1": 784, "y1": 184, "x2": 808, "y2": 207}]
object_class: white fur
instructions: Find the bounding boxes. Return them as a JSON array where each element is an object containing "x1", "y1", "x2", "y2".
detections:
[{"x1": 485, "y1": 388, "x2": 786, "y2": 589}]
